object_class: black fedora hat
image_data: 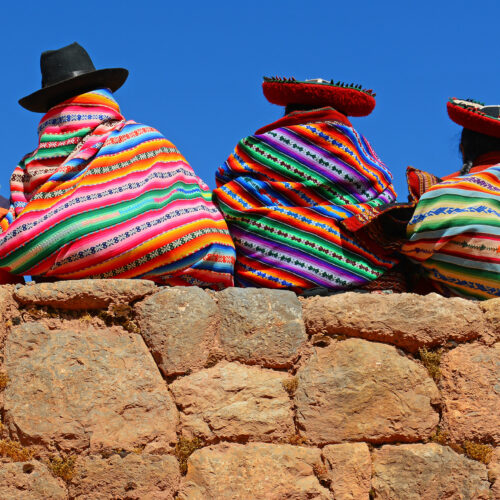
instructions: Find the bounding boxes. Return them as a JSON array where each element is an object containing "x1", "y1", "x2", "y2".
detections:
[{"x1": 19, "y1": 42, "x2": 128, "y2": 113}]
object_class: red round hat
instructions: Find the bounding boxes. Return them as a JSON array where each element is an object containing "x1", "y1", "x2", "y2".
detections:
[
  {"x1": 262, "y1": 77, "x2": 376, "y2": 117},
  {"x1": 447, "y1": 98, "x2": 500, "y2": 138}
]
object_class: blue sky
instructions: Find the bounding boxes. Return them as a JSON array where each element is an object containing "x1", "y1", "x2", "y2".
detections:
[{"x1": 2, "y1": 0, "x2": 500, "y2": 200}]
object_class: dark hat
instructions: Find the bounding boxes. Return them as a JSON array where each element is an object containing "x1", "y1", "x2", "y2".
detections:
[
  {"x1": 447, "y1": 98, "x2": 500, "y2": 138},
  {"x1": 19, "y1": 42, "x2": 128, "y2": 113},
  {"x1": 262, "y1": 77, "x2": 376, "y2": 117}
]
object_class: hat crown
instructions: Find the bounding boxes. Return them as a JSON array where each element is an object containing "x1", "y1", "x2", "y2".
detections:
[
  {"x1": 481, "y1": 105, "x2": 500, "y2": 119},
  {"x1": 40, "y1": 42, "x2": 96, "y2": 88}
]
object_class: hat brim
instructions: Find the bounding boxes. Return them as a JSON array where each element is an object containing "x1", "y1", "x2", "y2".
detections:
[
  {"x1": 19, "y1": 68, "x2": 129, "y2": 113},
  {"x1": 447, "y1": 98, "x2": 500, "y2": 138},
  {"x1": 262, "y1": 77, "x2": 376, "y2": 117}
]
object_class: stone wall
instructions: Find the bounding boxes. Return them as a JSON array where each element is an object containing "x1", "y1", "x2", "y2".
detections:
[{"x1": 0, "y1": 280, "x2": 498, "y2": 499}]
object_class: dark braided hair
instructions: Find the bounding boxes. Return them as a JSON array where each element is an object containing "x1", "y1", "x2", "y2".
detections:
[
  {"x1": 284, "y1": 103, "x2": 318, "y2": 115},
  {"x1": 459, "y1": 128, "x2": 500, "y2": 175}
]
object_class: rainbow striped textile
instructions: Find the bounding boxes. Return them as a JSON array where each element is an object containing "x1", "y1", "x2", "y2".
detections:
[
  {"x1": 0, "y1": 89, "x2": 235, "y2": 287},
  {"x1": 402, "y1": 165, "x2": 500, "y2": 299},
  {"x1": 213, "y1": 108, "x2": 399, "y2": 292}
]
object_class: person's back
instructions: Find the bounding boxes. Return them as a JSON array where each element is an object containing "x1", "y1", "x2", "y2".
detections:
[
  {"x1": 213, "y1": 77, "x2": 402, "y2": 293},
  {"x1": 402, "y1": 98, "x2": 500, "y2": 299},
  {"x1": 0, "y1": 43, "x2": 235, "y2": 287}
]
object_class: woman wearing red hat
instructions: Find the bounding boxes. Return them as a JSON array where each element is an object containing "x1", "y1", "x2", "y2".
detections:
[
  {"x1": 213, "y1": 77, "x2": 406, "y2": 293},
  {"x1": 402, "y1": 98, "x2": 500, "y2": 299}
]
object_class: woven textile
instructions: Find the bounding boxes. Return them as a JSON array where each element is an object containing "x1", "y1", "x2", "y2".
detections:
[
  {"x1": 213, "y1": 108, "x2": 398, "y2": 292},
  {"x1": 0, "y1": 89, "x2": 235, "y2": 287},
  {"x1": 402, "y1": 162, "x2": 500, "y2": 299}
]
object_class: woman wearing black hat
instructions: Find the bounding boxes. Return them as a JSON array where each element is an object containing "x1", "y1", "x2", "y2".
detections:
[
  {"x1": 401, "y1": 98, "x2": 500, "y2": 299},
  {"x1": 0, "y1": 43, "x2": 236, "y2": 286}
]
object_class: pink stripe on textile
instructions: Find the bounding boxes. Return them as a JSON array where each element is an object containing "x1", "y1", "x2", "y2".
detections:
[
  {"x1": 25, "y1": 198, "x2": 218, "y2": 276},
  {"x1": 3, "y1": 161, "x2": 200, "y2": 230}
]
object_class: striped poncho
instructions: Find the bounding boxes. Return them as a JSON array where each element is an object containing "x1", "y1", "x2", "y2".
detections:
[
  {"x1": 0, "y1": 89, "x2": 235, "y2": 287},
  {"x1": 213, "y1": 108, "x2": 398, "y2": 292},
  {"x1": 402, "y1": 154, "x2": 500, "y2": 299}
]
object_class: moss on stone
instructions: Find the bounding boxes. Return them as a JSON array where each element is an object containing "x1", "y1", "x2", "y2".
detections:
[
  {"x1": 418, "y1": 347, "x2": 442, "y2": 381},
  {"x1": 282, "y1": 376, "x2": 298, "y2": 397},
  {"x1": 0, "y1": 439, "x2": 35, "y2": 461},
  {"x1": 174, "y1": 437, "x2": 203, "y2": 475},
  {"x1": 463, "y1": 441, "x2": 493, "y2": 464},
  {"x1": 47, "y1": 455, "x2": 76, "y2": 482}
]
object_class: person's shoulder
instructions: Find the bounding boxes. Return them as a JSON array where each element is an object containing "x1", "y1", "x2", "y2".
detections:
[{"x1": 115, "y1": 120, "x2": 178, "y2": 148}]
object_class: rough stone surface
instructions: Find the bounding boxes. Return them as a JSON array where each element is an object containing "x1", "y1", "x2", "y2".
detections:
[
  {"x1": 480, "y1": 298, "x2": 500, "y2": 344},
  {"x1": 0, "y1": 285, "x2": 18, "y2": 355},
  {"x1": 68, "y1": 453, "x2": 180, "y2": 499},
  {"x1": 0, "y1": 461, "x2": 67, "y2": 499},
  {"x1": 303, "y1": 292, "x2": 484, "y2": 352},
  {"x1": 372, "y1": 443, "x2": 490, "y2": 500},
  {"x1": 0, "y1": 283, "x2": 496, "y2": 496},
  {"x1": 295, "y1": 338, "x2": 440, "y2": 444},
  {"x1": 322, "y1": 443, "x2": 371, "y2": 500},
  {"x1": 3, "y1": 323, "x2": 178, "y2": 455},
  {"x1": 179, "y1": 443, "x2": 330, "y2": 499},
  {"x1": 489, "y1": 447, "x2": 500, "y2": 499},
  {"x1": 170, "y1": 361, "x2": 294, "y2": 442},
  {"x1": 13, "y1": 279, "x2": 157, "y2": 310},
  {"x1": 218, "y1": 288, "x2": 307, "y2": 368},
  {"x1": 440, "y1": 343, "x2": 500, "y2": 444},
  {"x1": 136, "y1": 287, "x2": 218, "y2": 377}
]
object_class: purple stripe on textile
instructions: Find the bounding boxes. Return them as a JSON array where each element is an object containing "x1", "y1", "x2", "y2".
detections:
[
  {"x1": 289, "y1": 124, "x2": 388, "y2": 197},
  {"x1": 262, "y1": 127, "x2": 379, "y2": 201},
  {"x1": 232, "y1": 228, "x2": 368, "y2": 287},
  {"x1": 259, "y1": 129, "x2": 367, "y2": 195}
]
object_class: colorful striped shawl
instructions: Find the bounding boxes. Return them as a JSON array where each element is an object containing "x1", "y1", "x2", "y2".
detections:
[
  {"x1": 213, "y1": 108, "x2": 398, "y2": 292},
  {"x1": 0, "y1": 89, "x2": 235, "y2": 287},
  {"x1": 402, "y1": 163, "x2": 500, "y2": 299}
]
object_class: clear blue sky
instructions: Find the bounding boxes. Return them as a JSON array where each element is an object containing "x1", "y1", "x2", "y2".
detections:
[{"x1": 2, "y1": 0, "x2": 499, "y2": 200}]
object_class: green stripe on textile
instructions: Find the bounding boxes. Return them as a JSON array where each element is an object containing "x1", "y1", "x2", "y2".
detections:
[
  {"x1": 36, "y1": 145, "x2": 77, "y2": 157},
  {"x1": 231, "y1": 214, "x2": 382, "y2": 279},
  {"x1": 429, "y1": 258, "x2": 500, "y2": 282},
  {"x1": 425, "y1": 259, "x2": 500, "y2": 299},
  {"x1": 417, "y1": 193, "x2": 500, "y2": 208},
  {"x1": 39, "y1": 128, "x2": 91, "y2": 142},
  {"x1": 241, "y1": 137, "x2": 360, "y2": 205},
  {"x1": 25, "y1": 146, "x2": 77, "y2": 163},
  {"x1": 6, "y1": 184, "x2": 208, "y2": 273},
  {"x1": 413, "y1": 215, "x2": 500, "y2": 233}
]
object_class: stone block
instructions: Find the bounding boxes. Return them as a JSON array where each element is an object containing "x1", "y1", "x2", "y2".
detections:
[
  {"x1": 295, "y1": 338, "x2": 440, "y2": 444},
  {"x1": 218, "y1": 288, "x2": 307, "y2": 368},
  {"x1": 14, "y1": 279, "x2": 157, "y2": 310},
  {"x1": 68, "y1": 453, "x2": 180, "y2": 499},
  {"x1": 170, "y1": 361, "x2": 295, "y2": 443},
  {"x1": 3, "y1": 323, "x2": 178, "y2": 455},
  {"x1": 0, "y1": 461, "x2": 67, "y2": 499},
  {"x1": 0, "y1": 285, "x2": 18, "y2": 356},
  {"x1": 480, "y1": 298, "x2": 500, "y2": 344},
  {"x1": 489, "y1": 447, "x2": 500, "y2": 499},
  {"x1": 303, "y1": 292, "x2": 484, "y2": 352},
  {"x1": 372, "y1": 443, "x2": 490, "y2": 499},
  {"x1": 136, "y1": 287, "x2": 218, "y2": 377},
  {"x1": 440, "y1": 343, "x2": 500, "y2": 444},
  {"x1": 179, "y1": 443, "x2": 330, "y2": 499},
  {"x1": 322, "y1": 443, "x2": 371, "y2": 500}
]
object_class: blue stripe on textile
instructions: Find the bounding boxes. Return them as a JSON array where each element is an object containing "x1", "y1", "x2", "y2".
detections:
[{"x1": 431, "y1": 252, "x2": 500, "y2": 272}]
